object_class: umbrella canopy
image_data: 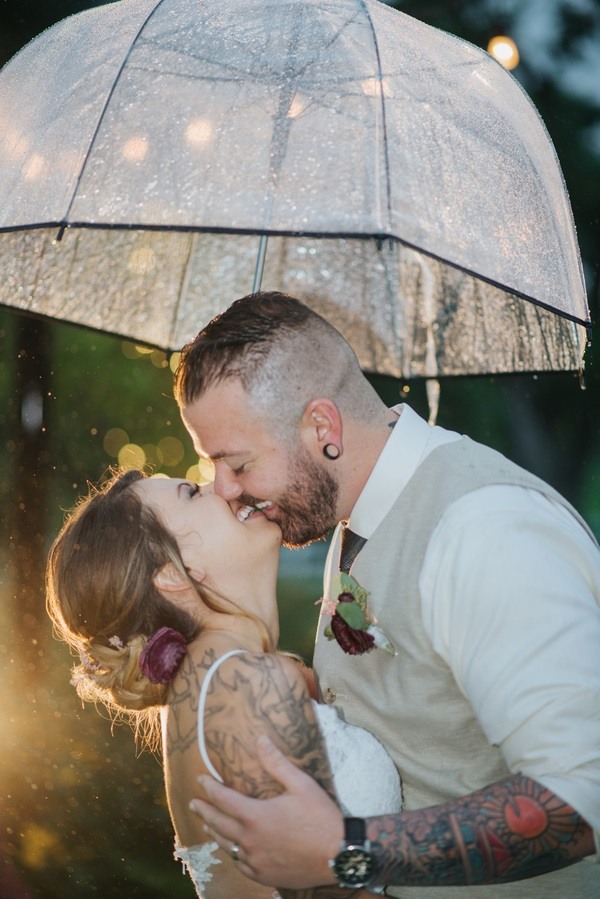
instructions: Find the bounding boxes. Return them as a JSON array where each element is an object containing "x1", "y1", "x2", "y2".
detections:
[{"x1": 0, "y1": 0, "x2": 590, "y2": 379}]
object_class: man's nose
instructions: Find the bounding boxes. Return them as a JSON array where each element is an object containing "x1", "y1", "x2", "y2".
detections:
[{"x1": 213, "y1": 463, "x2": 243, "y2": 500}]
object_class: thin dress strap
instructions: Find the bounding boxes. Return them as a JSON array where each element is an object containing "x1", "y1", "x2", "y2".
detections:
[{"x1": 197, "y1": 649, "x2": 248, "y2": 783}]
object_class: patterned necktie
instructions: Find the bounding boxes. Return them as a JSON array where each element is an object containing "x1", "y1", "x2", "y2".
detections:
[{"x1": 339, "y1": 526, "x2": 367, "y2": 574}]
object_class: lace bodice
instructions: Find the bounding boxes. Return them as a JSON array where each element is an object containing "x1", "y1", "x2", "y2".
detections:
[{"x1": 175, "y1": 653, "x2": 402, "y2": 896}]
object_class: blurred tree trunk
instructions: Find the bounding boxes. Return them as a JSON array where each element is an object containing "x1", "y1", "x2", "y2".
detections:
[{"x1": 8, "y1": 317, "x2": 53, "y2": 683}]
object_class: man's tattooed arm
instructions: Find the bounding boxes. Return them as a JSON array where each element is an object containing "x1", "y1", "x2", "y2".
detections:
[{"x1": 369, "y1": 774, "x2": 594, "y2": 887}]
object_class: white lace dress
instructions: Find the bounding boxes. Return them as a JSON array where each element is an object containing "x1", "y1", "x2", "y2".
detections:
[{"x1": 175, "y1": 651, "x2": 402, "y2": 897}]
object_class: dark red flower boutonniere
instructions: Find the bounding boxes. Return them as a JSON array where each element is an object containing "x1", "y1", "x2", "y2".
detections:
[{"x1": 322, "y1": 573, "x2": 394, "y2": 656}]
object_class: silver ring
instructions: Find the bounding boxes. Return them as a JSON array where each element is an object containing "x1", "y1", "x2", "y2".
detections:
[{"x1": 231, "y1": 843, "x2": 240, "y2": 862}]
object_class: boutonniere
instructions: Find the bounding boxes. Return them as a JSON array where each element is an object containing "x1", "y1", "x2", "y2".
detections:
[{"x1": 321, "y1": 572, "x2": 394, "y2": 656}]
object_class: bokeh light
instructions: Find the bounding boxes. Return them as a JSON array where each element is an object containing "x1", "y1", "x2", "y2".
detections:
[
  {"x1": 185, "y1": 116, "x2": 213, "y2": 145},
  {"x1": 187, "y1": 458, "x2": 215, "y2": 484},
  {"x1": 487, "y1": 35, "x2": 520, "y2": 70},
  {"x1": 142, "y1": 443, "x2": 163, "y2": 471},
  {"x1": 117, "y1": 443, "x2": 146, "y2": 470},
  {"x1": 103, "y1": 427, "x2": 128, "y2": 457},
  {"x1": 122, "y1": 135, "x2": 148, "y2": 162},
  {"x1": 150, "y1": 349, "x2": 168, "y2": 369},
  {"x1": 157, "y1": 436, "x2": 184, "y2": 467}
]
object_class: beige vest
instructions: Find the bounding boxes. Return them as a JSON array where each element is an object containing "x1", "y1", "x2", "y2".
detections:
[{"x1": 314, "y1": 437, "x2": 598, "y2": 898}]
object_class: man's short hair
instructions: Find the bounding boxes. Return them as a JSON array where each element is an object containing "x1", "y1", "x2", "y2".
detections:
[{"x1": 174, "y1": 292, "x2": 318, "y2": 407}]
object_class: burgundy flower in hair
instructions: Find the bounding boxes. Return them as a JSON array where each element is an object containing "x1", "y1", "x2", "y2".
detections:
[{"x1": 139, "y1": 627, "x2": 188, "y2": 685}]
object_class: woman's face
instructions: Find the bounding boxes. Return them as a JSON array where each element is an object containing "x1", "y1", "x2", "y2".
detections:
[{"x1": 132, "y1": 477, "x2": 282, "y2": 587}]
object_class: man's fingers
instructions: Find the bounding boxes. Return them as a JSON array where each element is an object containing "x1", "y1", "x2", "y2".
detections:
[
  {"x1": 256, "y1": 734, "x2": 313, "y2": 791},
  {"x1": 189, "y1": 795, "x2": 240, "y2": 845},
  {"x1": 196, "y1": 774, "x2": 241, "y2": 808}
]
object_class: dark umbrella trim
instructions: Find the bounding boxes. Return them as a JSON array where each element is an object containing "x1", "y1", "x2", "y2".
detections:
[{"x1": 0, "y1": 219, "x2": 591, "y2": 330}]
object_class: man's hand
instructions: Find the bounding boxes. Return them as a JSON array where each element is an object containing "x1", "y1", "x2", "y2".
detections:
[{"x1": 190, "y1": 734, "x2": 344, "y2": 889}]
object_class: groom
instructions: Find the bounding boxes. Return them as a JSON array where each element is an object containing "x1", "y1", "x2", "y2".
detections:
[{"x1": 174, "y1": 292, "x2": 600, "y2": 896}]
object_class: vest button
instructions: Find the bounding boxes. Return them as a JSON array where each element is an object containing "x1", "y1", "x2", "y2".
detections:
[{"x1": 323, "y1": 687, "x2": 336, "y2": 704}]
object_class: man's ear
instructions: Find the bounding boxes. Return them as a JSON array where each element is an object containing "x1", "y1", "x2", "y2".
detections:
[
  {"x1": 301, "y1": 398, "x2": 342, "y2": 454},
  {"x1": 153, "y1": 562, "x2": 204, "y2": 596}
]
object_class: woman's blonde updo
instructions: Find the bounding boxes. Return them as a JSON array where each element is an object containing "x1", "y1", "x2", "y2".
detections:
[{"x1": 46, "y1": 470, "x2": 201, "y2": 742}]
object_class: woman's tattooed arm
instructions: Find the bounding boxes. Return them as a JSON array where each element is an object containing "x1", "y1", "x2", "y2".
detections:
[
  {"x1": 201, "y1": 652, "x2": 335, "y2": 798},
  {"x1": 369, "y1": 774, "x2": 594, "y2": 887},
  {"x1": 173, "y1": 650, "x2": 368, "y2": 899}
]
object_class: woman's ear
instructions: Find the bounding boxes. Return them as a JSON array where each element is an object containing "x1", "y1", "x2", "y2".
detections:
[{"x1": 153, "y1": 561, "x2": 203, "y2": 596}]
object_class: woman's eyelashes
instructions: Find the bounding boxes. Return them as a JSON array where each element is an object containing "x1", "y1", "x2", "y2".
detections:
[{"x1": 188, "y1": 483, "x2": 200, "y2": 499}]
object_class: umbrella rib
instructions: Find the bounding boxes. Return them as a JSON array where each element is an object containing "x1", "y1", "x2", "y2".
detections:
[
  {"x1": 59, "y1": 0, "x2": 169, "y2": 228},
  {"x1": 133, "y1": 6, "x2": 364, "y2": 88},
  {"x1": 359, "y1": 0, "x2": 393, "y2": 237},
  {"x1": 171, "y1": 231, "x2": 198, "y2": 346}
]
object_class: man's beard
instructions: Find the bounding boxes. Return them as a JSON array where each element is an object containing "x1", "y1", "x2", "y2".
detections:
[
  {"x1": 244, "y1": 446, "x2": 339, "y2": 548},
  {"x1": 279, "y1": 445, "x2": 339, "y2": 546}
]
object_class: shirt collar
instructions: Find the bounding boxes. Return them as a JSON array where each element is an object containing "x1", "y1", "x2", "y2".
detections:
[{"x1": 347, "y1": 403, "x2": 444, "y2": 539}]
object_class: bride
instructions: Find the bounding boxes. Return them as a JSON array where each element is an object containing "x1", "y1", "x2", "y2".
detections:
[{"x1": 46, "y1": 469, "x2": 401, "y2": 898}]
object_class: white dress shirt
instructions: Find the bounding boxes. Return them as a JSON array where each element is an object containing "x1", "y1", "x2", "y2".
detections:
[{"x1": 344, "y1": 403, "x2": 600, "y2": 839}]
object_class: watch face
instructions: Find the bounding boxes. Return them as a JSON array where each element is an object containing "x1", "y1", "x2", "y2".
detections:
[{"x1": 333, "y1": 847, "x2": 376, "y2": 887}]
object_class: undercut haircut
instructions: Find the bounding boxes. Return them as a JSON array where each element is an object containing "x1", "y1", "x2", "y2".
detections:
[{"x1": 174, "y1": 292, "x2": 381, "y2": 440}]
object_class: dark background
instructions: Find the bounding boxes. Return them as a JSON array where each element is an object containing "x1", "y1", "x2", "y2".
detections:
[{"x1": 0, "y1": 1, "x2": 599, "y2": 895}]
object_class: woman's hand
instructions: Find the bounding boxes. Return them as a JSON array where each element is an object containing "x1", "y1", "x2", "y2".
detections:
[{"x1": 191, "y1": 734, "x2": 344, "y2": 889}]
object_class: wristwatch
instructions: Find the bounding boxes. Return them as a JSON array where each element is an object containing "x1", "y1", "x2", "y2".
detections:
[{"x1": 329, "y1": 817, "x2": 378, "y2": 888}]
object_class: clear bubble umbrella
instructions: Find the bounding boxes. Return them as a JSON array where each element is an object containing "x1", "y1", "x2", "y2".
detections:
[{"x1": 0, "y1": 0, "x2": 590, "y2": 384}]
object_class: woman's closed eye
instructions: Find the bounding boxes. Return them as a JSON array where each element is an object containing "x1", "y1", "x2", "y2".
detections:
[{"x1": 188, "y1": 483, "x2": 200, "y2": 498}]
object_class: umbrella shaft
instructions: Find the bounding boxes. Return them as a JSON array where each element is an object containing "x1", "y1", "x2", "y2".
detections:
[{"x1": 253, "y1": 235, "x2": 269, "y2": 293}]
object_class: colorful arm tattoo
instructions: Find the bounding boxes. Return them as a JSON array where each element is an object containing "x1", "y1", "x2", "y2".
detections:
[{"x1": 369, "y1": 774, "x2": 594, "y2": 886}]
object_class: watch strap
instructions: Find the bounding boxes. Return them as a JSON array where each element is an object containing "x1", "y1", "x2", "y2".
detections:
[{"x1": 344, "y1": 817, "x2": 367, "y2": 846}]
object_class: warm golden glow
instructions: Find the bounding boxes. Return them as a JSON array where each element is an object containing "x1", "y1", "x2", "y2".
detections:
[
  {"x1": 487, "y1": 35, "x2": 520, "y2": 70},
  {"x1": 185, "y1": 117, "x2": 213, "y2": 145},
  {"x1": 21, "y1": 823, "x2": 63, "y2": 869},
  {"x1": 122, "y1": 136, "x2": 149, "y2": 162},
  {"x1": 169, "y1": 351, "x2": 181, "y2": 374}
]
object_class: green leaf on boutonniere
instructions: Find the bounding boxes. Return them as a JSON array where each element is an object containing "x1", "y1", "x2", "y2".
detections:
[
  {"x1": 324, "y1": 624, "x2": 334, "y2": 639},
  {"x1": 330, "y1": 572, "x2": 370, "y2": 612},
  {"x1": 336, "y1": 600, "x2": 368, "y2": 630}
]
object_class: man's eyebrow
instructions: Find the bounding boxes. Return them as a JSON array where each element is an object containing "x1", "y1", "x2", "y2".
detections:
[{"x1": 199, "y1": 449, "x2": 245, "y2": 463}]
